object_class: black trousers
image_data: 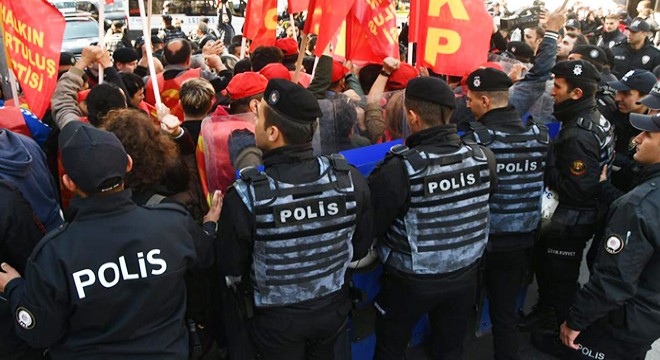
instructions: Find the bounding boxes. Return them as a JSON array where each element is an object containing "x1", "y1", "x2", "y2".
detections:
[
  {"x1": 374, "y1": 270, "x2": 478, "y2": 360},
  {"x1": 564, "y1": 324, "x2": 652, "y2": 360},
  {"x1": 537, "y1": 220, "x2": 595, "y2": 325},
  {"x1": 248, "y1": 300, "x2": 351, "y2": 360},
  {"x1": 485, "y1": 249, "x2": 530, "y2": 360}
]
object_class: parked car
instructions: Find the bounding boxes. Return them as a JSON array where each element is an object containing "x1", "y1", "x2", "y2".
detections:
[
  {"x1": 76, "y1": 0, "x2": 128, "y2": 30},
  {"x1": 50, "y1": 0, "x2": 78, "y2": 15},
  {"x1": 61, "y1": 15, "x2": 100, "y2": 58}
]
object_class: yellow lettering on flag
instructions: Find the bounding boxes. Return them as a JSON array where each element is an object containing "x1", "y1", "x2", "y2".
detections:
[
  {"x1": 428, "y1": 0, "x2": 469, "y2": 20},
  {"x1": 425, "y1": 28, "x2": 461, "y2": 66}
]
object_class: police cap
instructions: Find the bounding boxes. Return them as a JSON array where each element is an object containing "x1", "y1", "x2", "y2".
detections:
[
  {"x1": 551, "y1": 60, "x2": 601, "y2": 84},
  {"x1": 405, "y1": 77, "x2": 456, "y2": 109},
  {"x1": 627, "y1": 17, "x2": 651, "y2": 32},
  {"x1": 467, "y1": 68, "x2": 513, "y2": 92},
  {"x1": 264, "y1": 78, "x2": 322, "y2": 124},
  {"x1": 60, "y1": 52, "x2": 76, "y2": 66},
  {"x1": 608, "y1": 69, "x2": 656, "y2": 94},
  {"x1": 637, "y1": 82, "x2": 660, "y2": 110},
  {"x1": 113, "y1": 47, "x2": 139, "y2": 64},
  {"x1": 570, "y1": 45, "x2": 607, "y2": 67},
  {"x1": 505, "y1": 41, "x2": 534, "y2": 63},
  {"x1": 630, "y1": 113, "x2": 660, "y2": 132},
  {"x1": 59, "y1": 121, "x2": 129, "y2": 194},
  {"x1": 565, "y1": 18, "x2": 582, "y2": 31}
]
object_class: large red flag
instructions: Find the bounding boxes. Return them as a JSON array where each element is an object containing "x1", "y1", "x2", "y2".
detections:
[
  {"x1": 243, "y1": 0, "x2": 278, "y2": 50},
  {"x1": 0, "y1": 0, "x2": 65, "y2": 118},
  {"x1": 288, "y1": 0, "x2": 309, "y2": 14},
  {"x1": 408, "y1": 0, "x2": 419, "y2": 43},
  {"x1": 416, "y1": 0, "x2": 491, "y2": 76},
  {"x1": 346, "y1": 0, "x2": 399, "y2": 65},
  {"x1": 305, "y1": 0, "x2": 355, "y2": 58}
]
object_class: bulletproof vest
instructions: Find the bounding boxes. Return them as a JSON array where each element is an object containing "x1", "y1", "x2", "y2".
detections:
[
  {"x1": 576, "y1": 113, "x2": 615, "y2": 171},
  {"x1": 379, "y1": 144, "x2": 491, "y2": 275},
  {"x1": 234, "y1": 155, "x2": 357, "y2": 307},
  {"x1": 465, "y1": 122, "x2": 549, "y2": 234}
]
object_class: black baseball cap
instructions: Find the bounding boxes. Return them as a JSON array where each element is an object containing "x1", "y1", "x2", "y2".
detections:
[
  {"x1": 630, "y1": 113, "x2": 660, "y2": 131},
  {"x1": 608, "y1": 69, "x2": 656, "y2": 93},
  {"x1": 467, "y1": 68, "x2": 513, "y2": 91},
  {"x1": 405, "y1": 77, "x2": 456, "y2": 109},
  {"x1": 264, "y1": 79, "x2": 323, "y2": 124},
  {"x1": 626, "y1": 17, "x2": 651, "y2": 32},
  {"x1": 566, "y1": 18, "x2": 581, "y2": 31},
  {"x1": 637, "y1": 82, "x2": 660, "y2": 109},
  {"x1": 59, "y1": 121, "x2": 129, "y2": 194}
]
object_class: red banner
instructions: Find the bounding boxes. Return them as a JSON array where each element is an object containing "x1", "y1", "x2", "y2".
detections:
[
  {"x1": 288, "y1": 0, "x2": 309, "y2": 14},
  {"x1": 416, "y1": 0, "x2": 491, "y2": 76},
  {"x1": 346, "y1": 0, "x2": 399, "y2": 65},
  {"x1": 305, "y1": 0, "x2": 355, "y2": 57},
  {"x1": 0, "y1": 0, "x2": 65, "y2": 118},
  {"x1": 243, "y1": 0, "x2": 278, "y2": 50},
  {"x1": 408, "y1": 0, "x2": 419, "y2": 43}
]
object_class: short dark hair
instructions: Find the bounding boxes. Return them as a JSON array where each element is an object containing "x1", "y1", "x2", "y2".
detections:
[
  {"x1": 263, "y1": 104, "x2": 317, "y2": 145},
  {"x1": 233, "y1": 58, "x2": 252, "y2": 74},
  {"x1": 359, "y1": 64, "x2": 382, "y2": 94},
  {"x1": 250, "y1": 46, "x2": 283, "y2": 72},
  {"x1": 404, "y1": 97, "x2": 453, "y2": 126},
  {"x1": 164, "y1": 39, "x2": 192, "y2": 65},
  {"x1": 565, "y1": 32, "x2": 588, "y2": 46},
  {"x1": 119, "y1": 72, "x2": 145, "y2": 101},
  {"x1": 525, "y1": 26, "x2": 545, "y2": 38},
  {"x1": 86, "y1": 83, "x2": 127, "y2": 126},
  {"x1": 563, "y1": 78, "x2": 598, "y2": 99},
  {"x1": 230, "y1": 93, "x2": 263, "y2": 114}
]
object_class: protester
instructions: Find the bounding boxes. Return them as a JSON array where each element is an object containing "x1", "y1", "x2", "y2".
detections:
[{"x1": 113, "y1": 47, "x2": 139, "y2": 73}]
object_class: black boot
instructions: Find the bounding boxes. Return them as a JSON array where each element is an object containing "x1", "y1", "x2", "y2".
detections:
[
  {"x1": 530, "y1": 330, "x2": 568, "y2": 358},
  {"x1": 518, "y1": 304, "x2": 556, "y2": 332}
]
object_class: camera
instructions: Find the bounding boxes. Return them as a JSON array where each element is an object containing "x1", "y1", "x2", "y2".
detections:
[{"x1": 499, "y1": 0, "x2": 545, "y2": 31}]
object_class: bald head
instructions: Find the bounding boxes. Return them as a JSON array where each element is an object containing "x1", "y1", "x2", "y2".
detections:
[{"x1": 164, "y1": 39, "x2": 192, "y2": 66}]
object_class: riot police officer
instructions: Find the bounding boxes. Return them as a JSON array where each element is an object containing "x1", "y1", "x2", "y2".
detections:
[
  {"x1": 560, "y1": 112, "x2": 660, "y2": 359},
  {"x1": 462, "y1": 68, "x2": 550, "y2": 360},
  {"x1": 531, "y1": 60, "x2": 615, "y2": 356},
  {"x1": 216, "y1": 79, "x2": 372, "y2": 360},
  {"x1": 369, "y1": 77, "x2": 498, "y2": 360}
]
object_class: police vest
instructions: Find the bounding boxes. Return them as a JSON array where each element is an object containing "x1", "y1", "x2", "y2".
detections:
[
  {"x1": 380, "y1": 144, "x2": 492, "y2": 275},
  {"x1": 465, "y1": 121, "x2": 549, "y2": 234},
  {"x1": 576, "y1": 114, "x2": 615, "y2": 171},
  {"x1": 144, "y1": 68, "x2": 202, "y2": 121},
  {"x1": 234, "y1": 155, "x2": 357, "y2": 307}
]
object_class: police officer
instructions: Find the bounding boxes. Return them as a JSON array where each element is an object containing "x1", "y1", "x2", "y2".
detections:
[
  {"x1": 0, "y1": 121, "x2": 213, "y2": 359},
  {"x1": 611, "y1": 18, "x2": 660, "y2": 78},
  {"x1": 531, "y1": 60, "x2": 615, "y2": 356},
  {"x1": 462, "y1": 68, "x2": 549, "y2": 360},
  {"x1": 560, "y1": 112, "x2": 660, "y2": 359},
  {"x1": 216, "y1": 79, "x2": 372, "y2": 360},
  {"x1": 369, "y1": 77, "x2": 498, "y2": 360}
]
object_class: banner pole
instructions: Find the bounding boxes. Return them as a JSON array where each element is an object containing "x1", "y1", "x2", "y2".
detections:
[
  {"x1": 147, "y1": 0, "x2": 153, "y2": 37},
  {"x1": 8, "y1": 71, "x2": 19, "y2": 107},
  {"x1": 293, "y1": 32, "x2": 309, "y2": 83},
  {"x1": 139, "y1": 0, "x2": 161, "y2": 105},
  {"x1": 239, "y1": 37, "x2": 247, "y2": 59},
  {"x1": 98, "y1": 2, "x2": 105, "y2": 84},
  {"x1": 311, "y1": 55, "x2": 319, "y2": 78},
  {"x1": 407, "y1": 42, "x2": 413, "y2": 65}
]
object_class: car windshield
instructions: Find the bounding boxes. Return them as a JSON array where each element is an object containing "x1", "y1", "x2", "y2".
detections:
[
  {"x1": 53, "y1": 1, "x2": 76, "y2": 9},
  {"x1": 64, "y1": 20, "x2": 98, "y2": 39},
  {"x1": 104, "y1": 0, "x2": 124, "y2": 12}
]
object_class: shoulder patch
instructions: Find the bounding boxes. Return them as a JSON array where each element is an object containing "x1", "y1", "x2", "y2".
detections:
[
  {"x1": 604, "y1": 234, "x2": 625, "y2": 255},
  {"x1": 570, "y1": 160, "x2": 586, "y2": 176},
  {"x1": 16, "y1": 307, "x2": 36, "y2": 329}
]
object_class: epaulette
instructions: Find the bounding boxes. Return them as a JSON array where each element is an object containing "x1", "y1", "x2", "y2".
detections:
[
  {"x1": 30, "y1": 222, "x2": 70, "y2": 258},
  {"x1": 144, "y1": 202, "x2": 189, "y2": 216}
]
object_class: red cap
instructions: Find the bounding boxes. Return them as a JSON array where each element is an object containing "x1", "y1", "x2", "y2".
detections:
[
  {"x1": 259, "y1": 63, "x2": 292, "y2": 81},
  {"x1": 331, "y1": 61, "x2": 349, "y2": 83},
  {"x1": 276, "y1": 38, "x2": 299, "y2": 57},
  {"x1": 77, "y1": 89, "x2": 91, "y2": 103},
  {"x1": 387, "y1": 62, "x2": 419, "y2": 90},
  {"x1": 222, "y1": 72, "x2": 268, "y2": 100}
]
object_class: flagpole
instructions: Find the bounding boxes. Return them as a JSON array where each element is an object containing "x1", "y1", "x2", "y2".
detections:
[
  {"x1": 293, "y1": 33, "x2": 309, "y2": 83},
  {"x1": 239, "y1": 37, "x2": 247, "y2": 59},
  {"x1": 98, "y1": 2, "x2": 105, "y2": 84},
  {"x1": 311, "y1": 55, "x2": 319, "y2": 78},
  {"x1": 139, "y1": 0, "x2": 161, "y2": 105},
  {"x1": 407, "y1": 42, "x2": 413, "y2": 65},
  {"x1": 147, "y1": 0, "x2": 153, "y2": 38},
  {"x1": 8, "y1": 71, "x2": 19, "y2": 107}
]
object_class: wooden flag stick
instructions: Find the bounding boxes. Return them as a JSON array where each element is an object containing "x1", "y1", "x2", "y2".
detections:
[
  {"x1": 147, "y1": 0, "x2": 153, "y2": 37},
  {"x1": 239, "y1": 37, "x2": 247, "y2": 59},
  {"x1": 139, "y1": 0, "x2": 161, "y2": 105},
  {"x1": 8, "y1": 70, "x2": 19, "y2": 107},
  {"x1": 98, "y1": 2, "x2": 105, "y2": 84},
  {"x1": 293, "y1": 32, "x2": 309, "y2": 83},
  {"x1": 407, "y1": 42, "x2": 413, "y2": 65}
]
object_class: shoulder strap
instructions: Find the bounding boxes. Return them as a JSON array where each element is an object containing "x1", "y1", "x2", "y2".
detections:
[
  {"x1": 529, "y1": 120, "x2": 550, "y2": 145},
  {"x1": 328, "y1": 154, "x2": 352, "y2": 189},
  {"x1": 470, "y1": 145, "x2": 488, "y2": 162},
  {"x1": 389, "y1": 144, "x2": 426, "y2": 172},
  {"x1": 577, "y1": 116, "x2": 608, "y2": 147},
  {"x1": 468, "y1": 121, "x2": 494, "y2": 145},
  {"x1": 239, "y1": 166, "x2": 273, "y2": 201},
  {"x1": 146, "y1": 194, "x2": 167, "y2": 206}
]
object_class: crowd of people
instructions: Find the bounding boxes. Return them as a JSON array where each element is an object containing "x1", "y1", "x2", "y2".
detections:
[{"x1": 0, "y1": 1, "x2": 660, "y2": 360}]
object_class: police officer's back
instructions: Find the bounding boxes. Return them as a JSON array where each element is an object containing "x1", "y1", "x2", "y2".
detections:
[
  {"x1": 462, "y1": 68, "x2": 549, "y2": 360},
  {"x1": 0, "y1": 122, "x2": 211, "y2": 360},
  {"x1": 216, "y1": 79, "x2": 372, "y2": 360},
  {"x1": 369, "y1": 77, "x2": 497, "y2": 360},
  {"x1": 560, "y1": 113, "x2": 660, "y2": 359}
]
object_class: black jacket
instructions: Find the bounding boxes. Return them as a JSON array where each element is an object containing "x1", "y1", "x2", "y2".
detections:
[
  {"x1": 0, "y1": 180, "x2": 45, "y2": 357},
  {"x1": 217, "y1": 143, "x2": 373, "y2": 311},
  {"x1": 369, "y1": 124, "x2": 498, "y2": 283},
  {"x1": 567, "y1": 163, "x2": 660, "y2": 345},
  {"x1": 545, "y1": 99, "x2": 606, "y2": 224},
  {"x1": 597, "y1": 29, "x2": 625, "y2": 49},
  {"x1": 4, "y1": 189, "x2": 212, "y2": 360},
  {"x1": 461, "y1": 106, "x2": 543, "y2": 252},
  {"x1": 611, "y1": 39, "x2": 660, "y2": 78}
]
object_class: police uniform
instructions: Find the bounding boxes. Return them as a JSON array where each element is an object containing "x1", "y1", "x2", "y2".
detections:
[
  {"x1": 611, "y1": 19, "x2": 660, "y2": 79},
  {"x1": 1, "y1": 122, "x2": 213, "y2": 359},
  {"x1": 369, "y1": 77, "x2": 498, "y2": 360},
  {"x1": 216, "y1": 79, "x2": 373, "y2": 360},
  {"x1": 462, "y1": 68, "x2": 549, "y2": 360},
  {"x1": 535, "y1": 61, "x2": 615, "y2": 334},
  {"x1": 564, "y1": 114, "x2": 660, "y2": 360}
]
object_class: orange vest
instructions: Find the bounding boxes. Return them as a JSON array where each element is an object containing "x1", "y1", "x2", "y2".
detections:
[{"x1": 144, "y1": 68, "x2": 202, "y2": 121}]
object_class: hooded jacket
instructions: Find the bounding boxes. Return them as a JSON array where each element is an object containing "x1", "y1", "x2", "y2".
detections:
[{"x1": 0, "y1": 129, "x2": 62, "y2": 232}]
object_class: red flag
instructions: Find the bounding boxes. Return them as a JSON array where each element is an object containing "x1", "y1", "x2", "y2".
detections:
[
  {"x1": 105, "y1": 0, "x2": 114, "y2": 4},
  {"x1": 416, "y1": 0, "x2": 491, "y2": 76},
  {"x1": 408, "y1": 0, "x2": 419, "y2": 43},
  {"x1": 243, "y1": 0, "x2": 278, "y2": 50},
  {"x1": 345, "y1": 0, "x2": 399, "y2": 65},
  {"x1": 0, "y1": 0, "x2": 65, "y2": 118},
  {"x1": 305, "y1": 0, "x2": 355, "y2": 57},
  {"x1": 288, "y1": 0, "x2": 309, "y2": 14}
]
